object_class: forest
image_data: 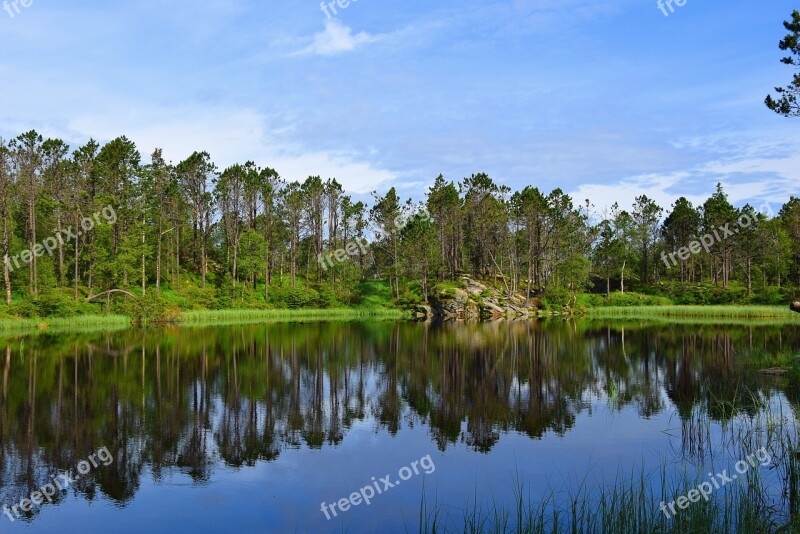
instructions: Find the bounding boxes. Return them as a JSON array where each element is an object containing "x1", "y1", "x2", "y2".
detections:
[{"x1": 0, "y1": 130, "x2": 799, "y2": 319}]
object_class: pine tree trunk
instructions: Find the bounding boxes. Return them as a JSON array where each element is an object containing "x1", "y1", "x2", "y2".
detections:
[
  {"x1": 141, "y1": 224, "x2": 146, "y2": 296},
  {"x1": 2, "y1": 255, "x2": 10, "y2": 307},
  {"x1": 29, "y1": 196, "x2": 37, "y2": 295},
  {"x1": 156, "y1": 230, "x2": 162, "y2": 294},
  {"x1": 175, "y1": 226, "x2": 180, "y2": 291},
  {"x1": 201, "y1": 215, "x2": 207, "y2": 289},
  {"x1": 747, "y1": 257, "x2": 752, "y2": 296},
  {"x1": 2, "y1": 207, "x2": 10, "y2": 305},
  {"x1": 56, "y1": 208, "x2": 65, "y2": 287},
  {"x1": 74, "y1": 232, "x2": 79, "y2": 300}
]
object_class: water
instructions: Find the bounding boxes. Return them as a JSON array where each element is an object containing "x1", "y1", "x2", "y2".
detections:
[{"x1": 0, "y1": 319, "x2": 797, "y2": 533}]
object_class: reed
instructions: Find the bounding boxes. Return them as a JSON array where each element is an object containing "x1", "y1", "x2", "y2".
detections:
[
  {"x1": 586, "y1": 305, "x2": 799, "y2": 320},
  {"x1": 0, "y1": 314, "x2": 130, "y2": 334},
  {"x1": 179, "y1": 307, "x2": 408, "y2": 326},
  {"x1": 420, "y1": 386, "x2": 800, "y2": 533}
]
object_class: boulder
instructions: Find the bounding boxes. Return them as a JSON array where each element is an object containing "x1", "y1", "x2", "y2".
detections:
[
  {"x1": 426, "y1": 276, "x2": 534, "y2": 320},
  {"x1": 791, "y1": 301, "x2": 800, "y2": 314}
]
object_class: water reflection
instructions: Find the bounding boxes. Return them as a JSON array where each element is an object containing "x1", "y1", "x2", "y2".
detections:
[{"x1": 0, "y1": 320, "x2": 798, "y2": 523}]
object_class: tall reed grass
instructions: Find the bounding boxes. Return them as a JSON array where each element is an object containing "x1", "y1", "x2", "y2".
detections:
[
  {"x1": 0, "y1": 314, "x2": 131, "y2": 334},
  {"x1": 587, "y1": 305, "x2": 800, "y2": 320},
  {"x1": 179, "y1": 307, "x2": 408, "y2": 326},
  {"x1": 420, "y1": 387, "x2": 800, "y2": 533}
]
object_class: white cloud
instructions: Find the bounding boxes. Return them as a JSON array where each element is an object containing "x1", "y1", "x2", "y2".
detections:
[
  {"x1": 570, "y1": 134, "x2": 800, "y2": 217},
  {"x1": 65, "y1": 105, "x2": 398, "y2": 195},
  {"x1": 570, "y1": 172, "x2": 693, "y2": 218},
  {"x1": 292, "y1": 19, "x2": 381, "y2": 57}
]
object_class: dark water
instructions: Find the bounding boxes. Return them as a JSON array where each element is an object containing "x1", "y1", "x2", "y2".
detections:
[{"x1": 0, "y1": 319, "x2": 798, "y2": 533}]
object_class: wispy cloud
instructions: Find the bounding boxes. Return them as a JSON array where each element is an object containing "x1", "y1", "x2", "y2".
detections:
[
  {"x1": 292, "y1": 20, "x2": 381, "y2": 57},
  {"x1": 570, "y1": 133, "x2": 800, "y2": 217},
  {"x1": 64, "y1": 104, "x2": 398, "y2": 195}
]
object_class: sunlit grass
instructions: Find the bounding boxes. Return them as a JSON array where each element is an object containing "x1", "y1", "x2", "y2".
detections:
[
  {"x1": 586, "y1": 305, "x2": 799, "y2": 320},
  {"x1": 0, "y1": 307, "x2": 408, "y2": 334},
  {"x1": 0, "y1": 314, "x2": 131, "y2": 334},
  {"x1": 179, "y1": 308, "x2": 408, "y2": 326}
]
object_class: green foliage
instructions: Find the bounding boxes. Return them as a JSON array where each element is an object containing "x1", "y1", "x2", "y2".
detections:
[
  {"x1": 581, "y1": 291, "x2": 673, "y2": 308},
  {"x1": 765, "y1": 10, "x2": 800, "y2": 116},
  {"x1": 174, "y1": 283, "x2": 220, "y2": 310},
  {"x1": 316, "y1": 288, "x2": 339, "y2": 308},
  {"x1": 396, "y1": 281, "x2": 425, "y2": 308},
  {"x1": 748, "y1": 285, "x2": 795, "y2": 305},
  {"x1": 540, "y1": 287, "x2": 573, "y2": 310},
  {"x1": 2, "y1": 128, "x2": 799, "y2": 326},
  {"x1": 4, "y1": 300, "x2": 39, "y2": 318},
  {"x1": 350, "y1": 280, "x2": 397, "y2": 309},
  {"x1": 117, "y1": 291, "x2": 172, "y2": 324},
  {"x1": 273, "y1": 286, "x2": 318, "y2": 309}
]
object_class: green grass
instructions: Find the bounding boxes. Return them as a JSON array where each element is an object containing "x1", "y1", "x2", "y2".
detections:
[
  {"x1": 178, "y1": 307, "x2": 408, "y2": 326},
  {"x1": 734, "y1": 347, "x2": 800, "y2": 378},
  {"x1": 581, "y1": 316, "x2": 800, "y2": 327},
  {"x1": 352, "y1": 279, "x2": 399, "y2": 309},
  {"x1": 0, "y1": 314, "x2": 131, "y2": 334},
  {"x1": 586, "y1": 305, "x2": 800, "y2": 320},
  {"x1": 0, "y1": 306, "x2": 408, "y2": 334},
  {"x1": 420, "y1": 388, "x2": 800, "y2": 533}
]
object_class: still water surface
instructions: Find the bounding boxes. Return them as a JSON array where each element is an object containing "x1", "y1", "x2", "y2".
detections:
[{"x1": 0, "y1": 319, "x2": 797, "y2": 532}]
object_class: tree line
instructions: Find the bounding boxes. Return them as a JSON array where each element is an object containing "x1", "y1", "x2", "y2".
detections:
[{"x1": 0, "y1": 130, "x2": 798, "y2": 313}]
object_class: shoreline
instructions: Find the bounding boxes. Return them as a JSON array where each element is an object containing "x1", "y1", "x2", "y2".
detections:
[
  {"x1": 0, "y1": 304, "x2": 797, "y2": 335},
  {"x1": 583, "y1": 304, "x2": 800, "y2": 320},
  {"x1": 0, "y1": 308, "x2": 409, "y2": 334}
]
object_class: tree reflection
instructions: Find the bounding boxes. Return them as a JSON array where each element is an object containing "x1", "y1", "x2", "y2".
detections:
[{"x1": 0, "y1": 320, "x2": 798, "y2": 516}]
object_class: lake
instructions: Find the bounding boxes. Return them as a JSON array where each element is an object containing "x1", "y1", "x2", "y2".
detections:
[{"x1": 0, "y1": 319, "x2": 798, "y2": 533}]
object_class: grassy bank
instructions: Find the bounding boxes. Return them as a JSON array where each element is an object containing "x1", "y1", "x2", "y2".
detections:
[
  {"x1": 0, "y1": 314, "x2": 131, "y2": 334},
  {"x1": 586, "y1": 304, "x2": 800, "y2": 320},
  {"x1": 178, "y1": 307, "x2": 408, "y2": 326},
  {"x1": 0, "y1": 307, "x2": 408, "y2": 334},
  {"x1": 1, "y1": 302, "x2": 797, "y2": 334}
]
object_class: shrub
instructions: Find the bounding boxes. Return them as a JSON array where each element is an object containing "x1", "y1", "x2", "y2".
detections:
[
  {"x1": 32, "y1": 290, "x2": 89, "y2": 317},
  {"x1": 749, "y1": 286, "x2": 794, "y2": 305},
  {"x1": 178, "y1": 283, "x2": 220, "y2": 309},
  {"x1": 286, "y1": 289, "x2": 316, "y2": 309},
  {"x1": 126, "y1": 292, "x2": 169, "y2": 323},
  {"x1": 540, "y1": 288, "x2": 573, "y2": 310},
  {"x1": 315, "y1": 289, "x2": 338, "y2": 308},
  {"x1": 8, "y1": 300, "x2": 38, "y2": 318}
]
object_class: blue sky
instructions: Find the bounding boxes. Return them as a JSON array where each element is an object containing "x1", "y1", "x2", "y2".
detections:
[{"x1": 1, "y1": 0, "x2": 799, "y2": 214}]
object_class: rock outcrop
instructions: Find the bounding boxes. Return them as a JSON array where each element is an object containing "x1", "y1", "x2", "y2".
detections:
[{"x1": 421, "y1": 276, "x2": 534, "y2": 320}]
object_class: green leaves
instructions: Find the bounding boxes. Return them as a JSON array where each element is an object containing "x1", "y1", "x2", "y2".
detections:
[{"x1": 765, "y1": 10, "x2": 800, "y2": 116}]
